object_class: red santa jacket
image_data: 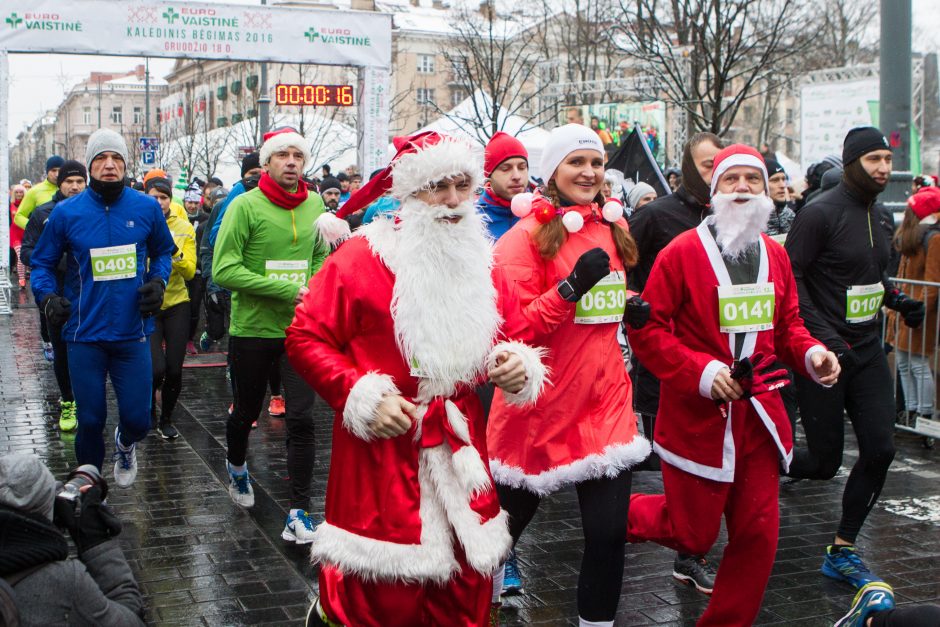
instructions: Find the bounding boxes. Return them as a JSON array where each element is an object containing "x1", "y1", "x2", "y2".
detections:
[
  {"x1": 285, "y1": 223, "x2": 545, "y2": 584},
  {"x1": 628, "y1": 220, "x2": 826, "y2": 482}
]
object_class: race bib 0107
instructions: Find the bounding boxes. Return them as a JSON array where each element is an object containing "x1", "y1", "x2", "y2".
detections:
[
  {"x1": 265, "y1": 259, "x2": 309, "y2": 286},
  {"x1": 846, "y1": 283, "x2": 884, "y2": 323},
  {"x1": 89, "y1": 244, "x2": 137, "y2": 281},
  {"x1": 575, "y1": 271, "x2": 626, "y2": 325},
  {"x1": 717, "y1": 283, "x2": 775, "y2": 333}
]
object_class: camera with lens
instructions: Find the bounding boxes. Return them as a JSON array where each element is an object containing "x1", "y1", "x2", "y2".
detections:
[{"x1": 54, "y1": 465, "x2": 108, "y2": 529}]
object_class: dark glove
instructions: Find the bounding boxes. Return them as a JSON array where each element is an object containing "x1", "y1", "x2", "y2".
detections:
[
  {"x1": 137, "y1": 279, "x2": 165, "y2": 315},
  {"x1": 41, "y1": 294, "x2": 72, "y2": 326},
  {"x1": 624, "y1": 295, "x2": 651, "y2": 329},
  {"x1": 67, "y1": 485, "x2": 122, "y2": 554},
  {"x1": 559, "y1": 248, "x2": 610, "y2": 302},
  {"x1": 885, "y1": 289, "x2": 925, "y2": 327},
  {"x1": 731, "y1": 351, "x2": 791, "y2": 398}
]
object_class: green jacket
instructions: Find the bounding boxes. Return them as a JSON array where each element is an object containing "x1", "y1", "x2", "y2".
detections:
[
  {"x1": 212, "y1": 187, "x2": 329, "y2": 338},
  {"x1": 13, "y1": 179, "x2": 57, "y2": 229}
]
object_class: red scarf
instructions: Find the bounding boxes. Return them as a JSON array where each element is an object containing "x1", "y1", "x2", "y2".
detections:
[{"x1": 258, "y1": 171, "x2": 308, "y2": 209}]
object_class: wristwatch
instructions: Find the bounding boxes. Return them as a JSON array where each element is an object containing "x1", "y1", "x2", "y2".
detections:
[{"x1": 557, "y1": 280, "x2": 578, "y2": 302}]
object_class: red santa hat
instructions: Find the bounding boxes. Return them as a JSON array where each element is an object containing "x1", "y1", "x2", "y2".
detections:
[
  {"x1": 259, "y1": 127, "x2": 311, "y2": 166},
  {"x1": 484, "y1": 132, "x2": 528, "y2": 177},
  {"x1": 337, "y1": 132, "x2": 482, "y2": 218},
  {"x1": 908, "y1": 186, "x2": 940, "y2": 220},
  {"x1": 709, "y1": 144, "x2": 768, "y2": 196}
]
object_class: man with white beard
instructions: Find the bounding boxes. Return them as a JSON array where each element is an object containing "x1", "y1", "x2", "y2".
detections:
[
  {"x1": 625, "y1": 144, "x2": 841, "y2": 626},
  {"x1": 285, "y1": 131, "x2": 547, "y2": 627}
]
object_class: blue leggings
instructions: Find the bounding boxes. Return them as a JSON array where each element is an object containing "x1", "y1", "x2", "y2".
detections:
[{"x1": 67, "y1": 339, "x2": 153, "y2": 470}]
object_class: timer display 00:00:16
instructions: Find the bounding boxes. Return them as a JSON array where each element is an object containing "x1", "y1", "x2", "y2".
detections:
[{"x1": 274, "y1": 84, "x2": 354, "y2": 106}]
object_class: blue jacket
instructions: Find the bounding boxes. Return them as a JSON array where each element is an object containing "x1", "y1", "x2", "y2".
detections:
[
  {"x1": 475, "y1": 189, "x2": 518, "y2": 240},
  {"x1": 207, "y1": 181, "x2": 245, "y2": 248},
  {"x1": 30, "y1": 186, "x2": 175, "y2": 342}
]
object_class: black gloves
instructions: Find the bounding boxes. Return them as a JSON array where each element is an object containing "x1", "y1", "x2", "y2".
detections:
[
  {"x1": 54, "y1": 485, "x2": 122, "y2": 555},
  {"x1": 559, "y1": 248, "x2": 610, "y2": 302},
  {"x1": 624, "y1": 295, "x2": 651, "y2": 329},
  {"x1": 885, "y1": 289, "x2": 926, "y2": 328},
  {"x1": 138, "y1": 279, "x2": 166, "y2": 315},
  {"x1": 41, "y1": 294, "x2": 72, "y2": 326}
]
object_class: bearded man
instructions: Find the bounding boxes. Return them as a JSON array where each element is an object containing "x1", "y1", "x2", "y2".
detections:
[
  {"x1": 625, "y1": 144, "x2": 841, "y2": 626},
  {"x1": 285, "y1": 132, "x2": 547, "y2": 627}
]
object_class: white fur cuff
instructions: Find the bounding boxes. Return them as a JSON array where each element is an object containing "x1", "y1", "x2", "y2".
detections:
[
  {"x1": 315, "y1": 212, "x2": 351, "y2": 247},
  {"x1": 487, "y1": 341, "x2": 548, "y2": 406},
  {"x1": 343, "y1": 372, "x2": 399, "y2": 440}
]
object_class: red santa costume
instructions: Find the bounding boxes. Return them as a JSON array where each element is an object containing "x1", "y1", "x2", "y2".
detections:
[
  {"x1": 626, "y1": 145, "x2": 833, "y2": 626},
  {"x1": 285, "y1": 132, "x2": 547, "y2": 627}
]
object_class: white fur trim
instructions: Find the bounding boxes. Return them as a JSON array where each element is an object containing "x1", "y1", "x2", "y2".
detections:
[
  {"x1": 315, "y1": 212, "x2": 351, "y2": 247},
  {"x1": 445, "y1": 400, "x2": 471, "y2": 445},
  {"x1": 390, "y1": 137, "x2": 483, "y2": 199},
  {"x1": 490, "y1": 437, "x2": 652, "y2": 496},
  {"x1": 699, "y1": 359, "x2": 727, "y2": 399},
  {"x1": 487, "y1": 341, "x2": 549, "y2": 406},
  {"x1": 451, "y1": 444, "x2": 494, "y2": 499},
  {"x1": 342, "y1": 372, "x2": 399, "y2": 441},
  {"x1": 259, "y1": 131, "x2": 311, "y2": 166},
  {"x1": 710, "y1": 153, "x2": 769, "y2": 195}
]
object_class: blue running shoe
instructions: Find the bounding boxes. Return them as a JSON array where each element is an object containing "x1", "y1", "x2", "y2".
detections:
[
  {"x1": 822, "y1": 545, "x2": 881, "y2": 589},
  {"x1": 226, "y1": 461, "x2": 254, "y2": 508},
  {"x1": 834, "y1": 582, "x2": 895, "y2": 627},
  {"x1": 501, "y1": 549, "x2": 524, "y2": 596},
  {"x1": 199, "y1": 331, "x2": 213, "y2": 352},
  {"x1": 42, "y1": 341, "x2": 54, "y2": 362},
  {"x1": 282, "y1": 510, "x2": 319, "y2": 544}
]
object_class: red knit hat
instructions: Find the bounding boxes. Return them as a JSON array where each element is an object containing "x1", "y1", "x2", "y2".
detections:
[
  {"x1": 710, "y1": 144, "x2": 768, "y2": 196},
  {"x1": 484, "y1": 132, "x2": 528, "y2": 177},
  {"x1": 908, "y1": 186, "x2": 940, "y2": 220}
]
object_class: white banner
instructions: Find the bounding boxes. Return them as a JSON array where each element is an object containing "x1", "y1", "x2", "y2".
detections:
[
  {"x1": 800, "y1": 79, "x2": 878, "y2": 173},
  {"x1": 0, "y1": 0, "x2": 392, "y2": 68},
  {"x1": 358, "y1": 66, "x2": 391, "y2": 176}
]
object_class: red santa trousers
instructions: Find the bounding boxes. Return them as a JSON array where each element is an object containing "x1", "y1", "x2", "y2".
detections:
[
  {"x1": 627, "y1": 415, "x2": 780, "y2": 626},
  {"x1": 319, "y1": 546, "x2": 492, "y2": 627}
]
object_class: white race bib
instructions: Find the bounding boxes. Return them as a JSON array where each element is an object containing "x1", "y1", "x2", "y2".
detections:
[
  {"x1": 89, "y1": 244, "x2": 137, "y2": 281},
  {"x1": 575, "y1": 271, "x2": 627, "y2": 325},
  {"x1": 846, "y1": 283, "x2": 884, "y2": 323},
  {"x1": 717, "y1": 283, "x2": 775, "y2": 333},
  {"x1": 265, "y1": 259, "x2": 309, "y2": 286}
]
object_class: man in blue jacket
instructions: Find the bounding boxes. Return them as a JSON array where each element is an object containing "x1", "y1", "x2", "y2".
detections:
[
  {"x1": 30, "y1": 129, "x2": 175, "y2": 488},
  {"x1": 477, "y1": 132, "x2": 528, "y2": 240}
]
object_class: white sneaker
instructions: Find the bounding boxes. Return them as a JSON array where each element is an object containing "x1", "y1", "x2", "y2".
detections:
[
  {"x1": 227, "y1": 462, "x2": 255, "y2": 508},
  {"x1": 282, "y1": 510, "x2": 319, "y2": 544},
  {"x1": 112, "y1": 427, "x2": 138, "y2": 488}
]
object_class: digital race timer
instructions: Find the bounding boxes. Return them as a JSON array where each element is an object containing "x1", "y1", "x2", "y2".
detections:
[{"x1": 274, "y1": 84, "x2": 354, "y2": 106}]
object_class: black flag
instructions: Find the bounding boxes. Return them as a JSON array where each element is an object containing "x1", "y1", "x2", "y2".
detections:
[{"x1": 606, "y1": 123, "x2": 670, "y2": 197}]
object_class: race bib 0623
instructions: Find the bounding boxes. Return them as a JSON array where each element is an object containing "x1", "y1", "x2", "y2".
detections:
[
  {"x1": 265, "y1": 260, "x2": 309, "y2": 286},
  {"x1": 575, "y1": 271, "x2": 626, "y2": 325},
  {"x1": 89, "y1": 244, "x2": 137, "y2": 281},
  {"x1": 717, "y1": 283, "x2": 775, "y2": 333}
]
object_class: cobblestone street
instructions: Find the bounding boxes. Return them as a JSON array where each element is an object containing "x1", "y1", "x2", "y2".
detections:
[{"x1": 2, "y1": 294, "x2": 939, "y2": 626}]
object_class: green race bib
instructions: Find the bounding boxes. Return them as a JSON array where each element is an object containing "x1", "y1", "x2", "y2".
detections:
[
  {"x1": 846, "y1": 283, "x2": 884, "y2": 323},
  {"x1": 718, "y1": 283, "x2": 775, "y2": 333},
  {"x1": 89, "y1": 244, "x2": 137, "y2": 281},
  {"x1": 265, "y1": 260, "x2": 309, "y2": 286},
  {"x1": 575, "y1": 271, "x2": 626, "y2": 325}
]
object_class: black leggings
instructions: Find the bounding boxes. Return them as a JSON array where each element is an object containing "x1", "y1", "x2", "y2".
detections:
[
  {"x1": 204, "y1": 289, "x2": 229, "y2": 342},
  {"x1": 39, "y1": 310, "x2": 50, "y2": 343},
  {"x1": 49, "y1": 322, "x2": 73, "y2": 402},
  {"x1": 150, "y1": 301, "x2": 190, "y2": 422},
  {"x1": 871, "y1": 605, "x2": 940, "y2": 626},
  {"x1": 227, "y1": 336, "x2": 317, "y2": 510},
  {"x1": 788, "y1": 336, "x2": 896, "y2": 543},
  {"x1": 186, "y1": 277, "x2": 205, "y2": 341},
  {"x1": 497, "y1": 471, "x2": 632, "y2": 622}
]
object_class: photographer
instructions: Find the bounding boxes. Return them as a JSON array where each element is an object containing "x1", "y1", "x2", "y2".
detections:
[{"x1": 0, "y1": 454, "x2": 145, "y2": 626}]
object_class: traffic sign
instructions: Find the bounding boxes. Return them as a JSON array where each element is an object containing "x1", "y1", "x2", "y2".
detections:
[
  {"x1": 139, "y1": 137, "x2": 160, "y2": 152},
  {"x1": 141, "y1": 151, "x2": 156, "y2": 166}
]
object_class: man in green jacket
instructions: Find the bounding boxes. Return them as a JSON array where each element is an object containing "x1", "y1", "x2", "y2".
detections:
[
  {"x1": 213, "y1": 127, "x2": 329, "y2": 545},
  {"x1": 13, "y1": 156, "x2": 63, "y2": 230}
]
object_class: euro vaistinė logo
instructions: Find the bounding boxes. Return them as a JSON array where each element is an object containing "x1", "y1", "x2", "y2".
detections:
[
  {"x1": 302, "y1": 26, "x2": 372, "y2": 47},
  {"x1": 4, "y1": 12, "x2": 82, "y2": 31},
  {"x1": 4, "y1": 13, "x2": 23, "y2": 28}
]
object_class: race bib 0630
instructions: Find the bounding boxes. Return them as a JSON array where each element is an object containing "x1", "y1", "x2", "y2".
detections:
[
  {"x1": 846, "y1": 283, "x2": 884, "y2": 323},
  {"x1": 575, "y1": 271, "x2": 626, "y2": 325},
  {"x1": 717, "y1": 283, "x2": 775, "y2": 333},
  {"x1": 89, "y1": 244, "x2": 137, "y2": 281},
  {"x1": 265, "y1": 260, "x2": 309, "y2": 286}
]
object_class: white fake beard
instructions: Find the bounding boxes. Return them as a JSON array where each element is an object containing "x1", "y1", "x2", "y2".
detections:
[
  {"x1": 386, "y1": 196, "x2": 501, "y2": 396},
  {"x1": 711, "y1": 192, "x2": 774, "y2": 260}
]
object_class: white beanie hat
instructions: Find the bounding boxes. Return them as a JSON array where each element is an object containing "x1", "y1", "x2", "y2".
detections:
[
  {"x1": 85, "y1": 129, "x2": 129, "y2": 171},
  {"x1": 539, "y1": 124, "x2": 605, "y2": 181},
  {"x1": 259, "y1": 127, "x2": 311, "y2": 166}
]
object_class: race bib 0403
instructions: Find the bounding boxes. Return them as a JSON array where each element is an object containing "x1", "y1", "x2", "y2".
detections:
[
  {"x1": 846, "y1": 283, "x2": 884, "y2": 323},
  {"x1": 717, "y1": 283, "x2": 775, "y2": 333},
  {"x1": 265, "y1": 260, "x2": 309, "y2": 286},
  {"x1": 89, "y1": 244, "x2": 137, "y2": 281},
  {"x1": 575, "y1": 271, "x2": 626, "y2": 325}
]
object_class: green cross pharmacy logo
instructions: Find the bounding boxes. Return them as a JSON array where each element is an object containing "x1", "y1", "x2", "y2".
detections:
[
  {"x1": 5, "y1": 12, "x2": 24, "y2": 28},
  {"x1": 303, "y1": 27, "x2": 320, "y2": 42},
  {"x1": 162, "y1": 7, "x2": 180, "y2": 24}
]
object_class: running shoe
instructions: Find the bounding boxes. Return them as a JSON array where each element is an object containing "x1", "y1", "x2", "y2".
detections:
[
  {"x1": 112, "y1": 427, "x2": 138, "y2": 488},
  {"x1": 822, "y1": 545, "x2": 881, "y2": 589},
  {"x1": 42, "y1": 341, "x2": 54, "y2": 362},
  {"x1": 18, "y1": 278, "x2": 26, "y2": 289},
  {"x1": 58, "y1": 400, "x2": 77, "y2": 432},
  {"x1": 157, "y1": 419, "x2": 179, "y2": 440},
  {"x1": 268, "y1": 395, "x2": 286, "y2": 417},
  {"x1": 501, "y1": 549, "x2": 524, "y2": 595},
  {"x1": 199, "y1": 331, "x2": 213, "y2": 352},
  {"x1": 304, "y1": 597, "x2": 338, "y2": 627},
  {"x1": 227, "y1": 461, "x2": 254, "y2": 508},
  {"x1": 673, "y1": 554, "x2": 716, "y2": 594},
  {"x1": 282, "y1": 510, "x2": 319, "y2": 544},
  {"x1": 186, "y1": 341, "x2": 198, "y2": 356},
  {"x1": 834, "y1": 581, "x2": 895, "y2": 627},
  {"x1": 228, "y1": 403, "x2": 233, "y2": 416}
]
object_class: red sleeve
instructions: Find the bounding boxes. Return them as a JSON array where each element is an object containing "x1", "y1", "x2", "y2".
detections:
[{"x1": 771, "y1": 245, "x2": 825, "y2": 377}]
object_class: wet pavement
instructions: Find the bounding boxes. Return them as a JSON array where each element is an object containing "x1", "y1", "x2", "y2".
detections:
[{"x1": 2, "y1": 291, "x2": 939, "y2": 626}]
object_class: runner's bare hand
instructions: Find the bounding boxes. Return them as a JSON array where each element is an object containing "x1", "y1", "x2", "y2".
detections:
[
  {"x1": 488, "y1": 351, "x2": 527, "y2": 394},
  {"x1": 811, "y1": 350, "x2": 841, "y2": 386},
  {"x1": 371, "y1": 395, "x2": 416, "y2": 438},
  {"x1": 711, "y1": 368, "x2": 744, "y2": 402}
]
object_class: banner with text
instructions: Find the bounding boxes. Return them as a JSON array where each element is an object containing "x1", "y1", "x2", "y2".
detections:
[{"x1": 0, "y1": 0, "x2": 392, "y2": 68}]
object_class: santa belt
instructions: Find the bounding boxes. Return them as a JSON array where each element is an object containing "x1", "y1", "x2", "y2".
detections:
[{"x1": 416, "y1": 394, "x2": 475, "y2": 451}]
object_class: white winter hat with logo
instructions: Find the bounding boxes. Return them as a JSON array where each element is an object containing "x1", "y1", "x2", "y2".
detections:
[{"x1": 538, "y1": 124, "x2": 606, "y2": 182}]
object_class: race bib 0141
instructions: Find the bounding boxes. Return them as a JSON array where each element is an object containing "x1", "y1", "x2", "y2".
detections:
[
  {"x1": 575, "y1": 271, "x2": 626, "y2": 325},
  {"x1": 89, "y1": 244, "x2": 137, "y2": 281},
  {"x1": 265, "y1": 259, "x2": 309, "y2": 286},
  {"x1": 717, "y1": 283, "x2": 775, "y2": 333}
]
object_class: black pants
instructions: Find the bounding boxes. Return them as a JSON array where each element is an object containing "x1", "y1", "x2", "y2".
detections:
[
  {"x1": 788, "y1": 336, "x2": 896, "y2": 543},
  {"x1": 871, "y1": 605, "x2": 940, "y2": 626},
  {"x1": 150, "y1": 301, "x2": 190, "y2": 423},
  {"x1": 204, "y1": 289, "x2": 229, "y2": 342},
  {"x1": 38, "y1": 310, "x2": 50, "y2": 343},
  {"x1": 630, "y1": 359, "x2": 661, "y2": 471},
  {"x1": 227, "y1": 336, "x2": 317, "y2": 510},
  {"x1": 49, "y1": 322, "x2": 73, "y2": 402},
  {"x1": 497, "y1": 471, "x2": 632, "y2": 622},
  {"x1": 186, "y1": 277, "x2": 205, "y2": 341}
]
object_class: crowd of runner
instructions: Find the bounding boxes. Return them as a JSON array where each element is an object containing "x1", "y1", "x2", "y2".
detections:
[{"x1": 4, "y1": 120, "x2": 940, "y2": 627}]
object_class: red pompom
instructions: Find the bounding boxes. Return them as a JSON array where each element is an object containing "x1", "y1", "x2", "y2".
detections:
[{"x1": 534, "y1": 204, "x2": 557, "y2": 224}]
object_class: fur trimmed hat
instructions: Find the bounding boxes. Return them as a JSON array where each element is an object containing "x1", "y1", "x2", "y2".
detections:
[
  {"x1": 710, "y1": 144, "x2": 768, "y2": 196},
  {"x1": 259, "y1": 127, "x2": 311, "y2": 166}
]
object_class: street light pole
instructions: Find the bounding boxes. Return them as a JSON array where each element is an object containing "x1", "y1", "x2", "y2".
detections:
[
  {"x1": 257, "y1": 0, "x2": 271, "y2": 143},
  {"x1": 879, "y1": 0, "x2": 912, "y2": 206},
  {"x1": 145, "y1": 57, "x2": 151, "y2": 136}
]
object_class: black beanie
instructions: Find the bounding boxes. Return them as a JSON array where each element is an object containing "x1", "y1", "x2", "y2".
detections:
[
  {"x1": 842, "y1": 127, "x2": 890, "y2": 166},
  {"x1": 241, "y1": 152, "x2": 261, "y2": 178},
  {"x1": 145, "y1": 176, "x2": 173, "y2": 196},
  {"x1": 764, "y1": 158, "x2": 785, "y2": 178},
  {"x1": 56, "y1": 160, "x2": 87, "y2": 186},
  {"x1": 319, "y1": 176, "x2": 342, "y2": 194}
]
